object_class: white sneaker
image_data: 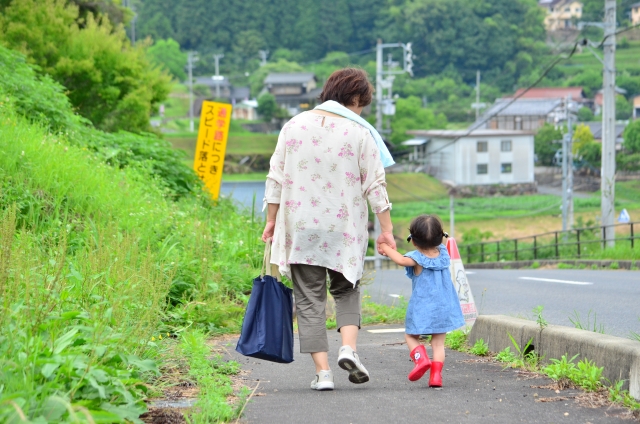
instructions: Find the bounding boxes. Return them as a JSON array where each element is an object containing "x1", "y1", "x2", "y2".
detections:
[
  {"x1": 337, "y1": 345, "x2": 370, "y2": 384},
  {"x1": 310, "y1": 370, "x2": 334, "y2": 391}
]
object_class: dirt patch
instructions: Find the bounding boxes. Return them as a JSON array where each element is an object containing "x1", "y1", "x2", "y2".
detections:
[{"x1": 140, "y1": 408, "x2": 187, "y2": 424}]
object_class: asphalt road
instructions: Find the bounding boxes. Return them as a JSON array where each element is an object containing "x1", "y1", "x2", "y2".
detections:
[
  {"x1": 226, "y1": 327, "x2": 632, "y2": 424},
  {"x1": 366, "y1": 268, "x2": 640, "y2": 338}
]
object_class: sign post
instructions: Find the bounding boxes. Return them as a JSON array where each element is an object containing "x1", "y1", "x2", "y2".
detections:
[{"x1": 194, "y1": 101, "x2": 232, "y2": 200}]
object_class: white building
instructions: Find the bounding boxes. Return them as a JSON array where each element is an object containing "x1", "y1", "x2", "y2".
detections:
[{"x1": 405, "y1": 130, "x2": 535, "y2": 186}]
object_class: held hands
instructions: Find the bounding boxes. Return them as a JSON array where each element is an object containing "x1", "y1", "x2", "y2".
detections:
[
  {"x1": 261, "y1": 221, "x2": 275, "y2": 242},
  {"x1": 376, "y1": 231, "x2": 396, "y2": 255}
]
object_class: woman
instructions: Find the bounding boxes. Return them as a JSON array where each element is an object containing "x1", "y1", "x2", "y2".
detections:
[{"x1": 261, "y1": 68, "x2": 396, "y2": 391}]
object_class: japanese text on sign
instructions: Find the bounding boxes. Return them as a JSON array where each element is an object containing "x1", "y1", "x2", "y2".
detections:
[{"x1": 194, "y1": 101, "x2": 232, "y2": 200}]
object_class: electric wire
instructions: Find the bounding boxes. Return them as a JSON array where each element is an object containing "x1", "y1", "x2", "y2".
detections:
[{"x1": 409, "y1": 22, "x2": 640, "y2": 159}]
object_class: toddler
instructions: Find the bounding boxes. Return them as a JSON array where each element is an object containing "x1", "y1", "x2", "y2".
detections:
[{"x1": 379, "y1": 214, "x2": 465, "y2": 387}]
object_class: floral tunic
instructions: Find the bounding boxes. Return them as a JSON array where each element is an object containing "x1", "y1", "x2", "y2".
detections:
[{"x1": 264, "y1": 111, "x2": 391, "y2": 285}]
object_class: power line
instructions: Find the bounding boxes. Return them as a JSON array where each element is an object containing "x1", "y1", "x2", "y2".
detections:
[{"x1": 412, "y1": 22, "x2": 640, "y2": 160}]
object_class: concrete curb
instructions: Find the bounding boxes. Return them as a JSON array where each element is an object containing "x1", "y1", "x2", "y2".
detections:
[
  {"x1": 465, "y1": 259, "x2": 637, "y2": 270},
  {"x1": 468, "y1": 315, "x2": 640, "y2": 400}
]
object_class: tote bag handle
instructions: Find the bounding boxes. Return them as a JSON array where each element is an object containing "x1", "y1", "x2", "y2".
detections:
[{"x1": 261, "y1": 238, "x2": 279, "y2": 279}]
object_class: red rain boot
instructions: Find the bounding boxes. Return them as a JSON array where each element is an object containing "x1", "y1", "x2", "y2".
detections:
[
  {"x1": 408, "y1": 345, "x2": 431, "y2": 382},
  {"x1": 429, "y1": 361, "x2": 443, "y2": 387}
]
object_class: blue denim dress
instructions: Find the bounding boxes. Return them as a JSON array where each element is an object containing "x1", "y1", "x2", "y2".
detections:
[{"x1": 404, "y1": 245, "x2": 466, "y2": 335}]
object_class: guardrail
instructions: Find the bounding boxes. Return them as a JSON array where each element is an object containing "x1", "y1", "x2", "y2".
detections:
[{"x1": 460, "y1": 222, "x2": 638, "y2": 264}]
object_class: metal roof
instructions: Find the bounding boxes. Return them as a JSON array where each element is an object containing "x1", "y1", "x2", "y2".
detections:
[
  {"x1": 582, "y1": 121, "x2": 627, "y2": 143},
  {"x1": 401, "y1": 138, "x2": 429, "y2": 146},
  {"x1": 264, "y1": 73, "x2": 316, "y2": 85},
  {"x1": 507, "y1": 87, "x2": 585, "y2": 100},
  {"x1": 407, "y1": 129, "x2": 535, "y2": 138},
  {"x1": 484, "y1": 98, "x2": 563, "y2": 116}
]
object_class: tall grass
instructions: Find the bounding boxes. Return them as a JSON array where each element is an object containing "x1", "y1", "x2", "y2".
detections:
[{"x1": 0, "y1": 108, "x2": 264, "y2": 420}]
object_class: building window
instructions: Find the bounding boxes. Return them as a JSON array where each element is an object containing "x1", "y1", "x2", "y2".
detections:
[
  {"x1": 564, "y1": 7, "x2": 570, "y2": 12},
  {"x1": 501, "y1": 140, "x2": 512, "y2": 152},
  {"x1": 477, "y1": 141, "x2": 488, "y2": 152},
  {"x1": 575, "y1": 7, "x2": 581, "y2": 13},
  {"x1": 501, "y1": 163, "x2": 512, "y2": 174},
  {"x1": 477, "y1": 164, "x2": 488, "y2": 175}
]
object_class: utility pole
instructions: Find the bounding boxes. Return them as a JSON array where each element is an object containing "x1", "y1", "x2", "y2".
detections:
[
  {"x1": 187, "y1": 52, "x2": 198, "y2": 133},
  {"x1": 376, "y1": 39, "x2": 383, "y2": 134},
  {"x1": 213, "y1": 53, "x2": 224, "y2": 99},
  {"x1": 567, "y1": 95, "x2": 574, "y2": 230},
  {"x1": 561, "y1": 105, "x2": 568, "y2": 235},
  {"x1": 373, "y1": 39, "x2": 413, "y2": 269},
  {"x1": 475, "y1": 71, "x2": 481, "y2": 121},
  {"x1": 601, "y1": 0, "x2": 617, "y2": 247},
  {"x1": 123, "y1": 0, "x2": 136, "y2": 45},
  {"x1": 259, "y1": 50, "x2": 269, "y2": 67}
]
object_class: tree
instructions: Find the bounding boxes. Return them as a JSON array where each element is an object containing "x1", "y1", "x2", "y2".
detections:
[
  {"x1": 616, "y1": 95, "x2": 632, "y2": 120},
  {"x1": 577, "y1": 107, "x2": 594, "y2": 122},
  {"x1": 623, "y1": 119, "x2": 640, "y2": 153},
  {"x1": 257, "y1": 93, "x2": 277, "y2": 122},
  {"x1": 0, "y1": 0, "x2": 171, "y2": 133},
  {"x1": 148, "y1": 38, "x2": 187, "y2": 81},
  {"x1": 390, "y1": 96, "x2": 447, "y2": 144},
  {"x1": 572, "y1": 124, "x2": 595, "y2": 154},
  {"x1": 534, "y1": 124, "x2": 562, "y2": 166}
]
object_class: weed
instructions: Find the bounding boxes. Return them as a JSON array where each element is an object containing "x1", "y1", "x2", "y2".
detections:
[
  {"x1": 574, "y1": 359, "x2": 603, "y2": 391},
  {"x1": 469, "y1": 339, "x2": 489, "y2": 356},
  {"x1": 180, "y1": 329, "x2": 241, "y2": 423},
  {"x1": 494, "y1": 346, "x2": 518, "y2": 364},
  {"x1": 569, "y1": 310, "x2": 606, "y2": 334},
  {"x1": 533, "y1": 305, "x2": 548, "y2": 329},
  {"x1": 610, "y1": 261, "x2": 620, "y2": 270},
  {"x1": 542, "y1": 354, "x2": 579, "y2": 389},
  {"x1": 557, "y1": 263, "x2": 573, "y2": 269},
  {"x1": 608, "y1": 380, "x2": 640, "y2": 410},
  {"x1": 629, "y1": 318, "x2": 640, "y2": 342},
  {"x1": 507, "y1": 333, "x2": 541, "y2": 370},
  {"x1": 445, "y1": 330, "x2": 468, "y2": 351},
  {"x1": 531, "y1": 261, "x2": 540, "y2": 269}
]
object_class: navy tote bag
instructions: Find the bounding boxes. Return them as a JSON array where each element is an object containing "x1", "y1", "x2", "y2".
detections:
[{"x1": 236, "y1": 240, "x2": 294, "y2": 363}]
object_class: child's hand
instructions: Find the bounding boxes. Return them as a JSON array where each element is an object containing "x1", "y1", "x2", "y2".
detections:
[{"x1": 378, "y1": 242, "x2": 389, "y2": 255}]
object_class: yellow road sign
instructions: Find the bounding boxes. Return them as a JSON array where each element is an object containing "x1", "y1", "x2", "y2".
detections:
[{"x1": 194, "y1": 101, "x2": 232, "y2": 199}]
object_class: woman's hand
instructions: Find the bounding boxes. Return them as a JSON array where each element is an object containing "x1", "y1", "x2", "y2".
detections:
[
  {"x1": 377, "y1": 231, "x2": 396, "y2": 254},
  {"x1": 262, "y1": 221, "x2": 275, "y2": 242}
]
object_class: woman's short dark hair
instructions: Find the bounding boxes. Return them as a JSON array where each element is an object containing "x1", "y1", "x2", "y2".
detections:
[
  {"x1": 319, "y1": 68, "x2": 373, "y2": 107},
  {"x1": 408, "y1": 215, "x2": 447, "y2": 249}
]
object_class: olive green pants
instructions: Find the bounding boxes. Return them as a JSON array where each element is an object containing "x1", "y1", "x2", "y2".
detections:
[{"x1": 290, "y1": 264, "x2": 361, "y2": 353}]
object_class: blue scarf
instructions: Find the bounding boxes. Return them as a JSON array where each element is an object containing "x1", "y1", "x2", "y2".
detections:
[{"x1": 314, "y1": 100, "x2": 395, "y2": 168}]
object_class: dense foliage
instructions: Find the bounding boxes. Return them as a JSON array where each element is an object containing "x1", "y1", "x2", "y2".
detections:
[
  {"x1": 0, "y1": 46, "x2": 198, "y2": 199},
  {"x1": 0, "y1": 0, "x2": 170, "y2": 133},
  {"x1": 0, "y1": 43, "x2": 262, "y2": 421}
]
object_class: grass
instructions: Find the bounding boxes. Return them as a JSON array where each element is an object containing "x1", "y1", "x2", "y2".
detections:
[
  {"x1": 385, "y1": 173, "x2": 447, "y2": 202},
  {"x1": 557, "y1": 40, "x2": 640, "y2": 77},
  {"x1": 0, "y1": 109, "x2": 265, "y2": 421},
  {"x1": 167, "y1": 133, "x2": 278, "y2": 159},
  {"x1": 179, "y1": 330, "x2": 246, "y2": 423}
]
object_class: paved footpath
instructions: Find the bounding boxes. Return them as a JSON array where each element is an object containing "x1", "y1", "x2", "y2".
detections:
[{"x1": 224, "y1": 325, "x2": 630, "y2": 424}]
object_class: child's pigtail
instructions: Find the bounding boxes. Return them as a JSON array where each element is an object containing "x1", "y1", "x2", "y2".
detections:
[{"x1": 443, "y1": 232, "x2": 449, "y2": 238}]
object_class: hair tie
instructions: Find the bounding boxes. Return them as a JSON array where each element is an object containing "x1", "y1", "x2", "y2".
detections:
[
  {"x1": 406, "y1": 234, "x2": 412, "y2": 243},
  {"x1": 443, "y1": 232, "x2": 449, "y2": 238}
]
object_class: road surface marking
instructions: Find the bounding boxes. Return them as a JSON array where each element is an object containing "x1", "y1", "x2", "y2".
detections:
[
  {"x1": 519, "y1": 277, "x2": 593, "y2": 285},
  {"x1": 389, "y1": 294, "x2": 401, "y2": 298},
  {"x1": 367, "y1": 328, "x2": 406, "y2": 333},
  {"x1": 466, "y1": 271, "x2": 476, "y2": 274}
]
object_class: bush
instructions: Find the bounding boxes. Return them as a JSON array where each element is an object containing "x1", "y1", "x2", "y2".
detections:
[
  {"x1": 0, "y1": 45, "x2": 199, "y2": 199},
  {"x1": 0, "y1": 0, "x2": 171, "y2": 133}
]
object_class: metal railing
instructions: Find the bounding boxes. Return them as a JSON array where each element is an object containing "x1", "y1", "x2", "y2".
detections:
[{"x1": 461, "y1": 222, "x2": 638, "y2": 264}]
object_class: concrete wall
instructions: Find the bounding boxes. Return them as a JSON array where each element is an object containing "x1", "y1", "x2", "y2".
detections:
[
  {"x1": 427, "y1": 135, "x2": 534, "y2": 186},
  {"x1": 469, "y1": 315, "x2": 640, "y2": 400}
]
